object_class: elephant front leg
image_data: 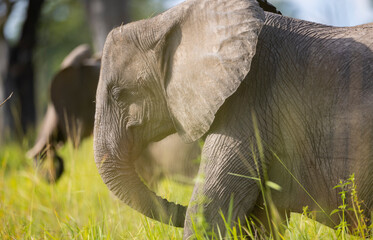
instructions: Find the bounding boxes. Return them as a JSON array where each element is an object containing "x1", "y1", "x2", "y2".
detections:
[{"x1": 183, "y1": 133, "x2": 262, "y2": 239}]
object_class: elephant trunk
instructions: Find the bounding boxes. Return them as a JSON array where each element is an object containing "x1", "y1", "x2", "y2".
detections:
[
  {"x1": 94, "y1": 106, "x2": 186, "y2": 227},
  {"x1": 27, "y1": 104, "x2": 58, "y2": 159}
]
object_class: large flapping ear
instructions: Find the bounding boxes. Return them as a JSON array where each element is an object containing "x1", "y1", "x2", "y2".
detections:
[{"x1": 155, "y1": 0, "x2": 265, "y2": 142}]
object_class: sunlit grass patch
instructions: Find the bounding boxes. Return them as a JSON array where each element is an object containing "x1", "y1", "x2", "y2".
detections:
[
  {"x1": 0, "y1": 138, "x2": 186, "y2": 239},
  {"x1": 0, "y1": 137, "x2": 371, "y2": 239},
  {"x1": 286, "y1": 212, "x2": 339, "y2": 239}
]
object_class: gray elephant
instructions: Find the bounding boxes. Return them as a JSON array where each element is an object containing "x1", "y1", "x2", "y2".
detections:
[
  {"x1": 28, "y1": 44, "x2": 200, "y2": 184},
  {"x1": 93, "y1": 0, "x2": 373, "y2": 238},
  {"x1": 28, "y1": 44, "x2": 100, "y2": 182}
]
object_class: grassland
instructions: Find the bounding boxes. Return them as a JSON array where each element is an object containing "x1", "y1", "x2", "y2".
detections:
[{"x1": 0, "y1": 137, "x2": 371, "y2": 239}]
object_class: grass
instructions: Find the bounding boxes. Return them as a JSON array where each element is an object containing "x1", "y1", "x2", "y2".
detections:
[
  {"x1": 0, "y1": 137, "x2": 371, "y2": 239},
  {"x1": 0, "y1": 138, "x2": 190, "y2": 239}
]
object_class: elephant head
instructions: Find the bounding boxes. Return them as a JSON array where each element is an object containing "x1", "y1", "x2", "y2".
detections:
[
  {"x1": 29, "y1": 43, "x2": 201, "y2": 184},
  {"x1": 94, "y1": 0, "x2": 265, "y2": 226}
]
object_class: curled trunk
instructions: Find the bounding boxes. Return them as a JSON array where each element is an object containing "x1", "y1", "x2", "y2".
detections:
[{"x1": 94, "y1": 102, "x2": 186, "y2": 227}]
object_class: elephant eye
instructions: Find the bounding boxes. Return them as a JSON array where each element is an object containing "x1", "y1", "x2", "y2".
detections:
[
  {"x1": 110, "y1": 86, "x2": 123, "y2": 102},
  {"x1": 110, "y1": 85, "x2": 139, "y2": 104}
]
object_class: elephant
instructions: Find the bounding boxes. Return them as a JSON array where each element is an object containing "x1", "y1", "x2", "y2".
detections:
[
  {"x1": 28, "y1": 44, "x2": 200, "y2": 184},
  {"x1": 27, "y1": 44, "x2": 100, "y2": 182},
  {"x1": 93, "y1": 0, "x2": 373, "y2": 238},
  {"x1": 138, "y1": 134, "x2": 201, "y2": 186}
]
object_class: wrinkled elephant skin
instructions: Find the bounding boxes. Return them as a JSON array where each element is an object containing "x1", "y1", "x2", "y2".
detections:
[
  {"x1": 93, "y1": 0, "x2": 373, "y2": 238},
  {"x1": 28, "y1": 45, "x2": 200, "y2": 184}
]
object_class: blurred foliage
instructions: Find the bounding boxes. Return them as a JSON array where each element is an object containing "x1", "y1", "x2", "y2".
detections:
[
  {"x1": 129, "y1": 0, "x2": 165, "y2": 20},
  {"x1": 33, "y1": 0, "x2": 167, "y2": 127},
  {"x1": 270, "y1": 0, "x2": 296, "y2": 16},
  {"x1": 34, "y1": 0, "x2": 92, "y2": 122}
]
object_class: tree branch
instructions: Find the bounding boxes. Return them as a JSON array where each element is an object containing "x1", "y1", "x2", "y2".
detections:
[
  {"x1": 0, "y1": 0, "x2": 16, "y2": 39},
  {"x1": 0, "y1": 92, "x2": 13, "y2": 107}
]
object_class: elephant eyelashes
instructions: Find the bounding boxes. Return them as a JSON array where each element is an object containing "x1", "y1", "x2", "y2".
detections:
[
  {"x1": 108, "y1": 86, "x2": 122, "y2": 103},
  {"x1": 136, "y1": 69, "x2": 149, "y2": 85},
  {"x1": 110, "y1": 86, "x2": 131, "y2": 103}
]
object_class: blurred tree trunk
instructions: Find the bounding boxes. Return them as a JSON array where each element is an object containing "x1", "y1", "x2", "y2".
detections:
[
  {"x1": 0, "y1": 0, "x2": 14, "y2": 145},
  {"x1": 82, "y1": 0, "x2": 130, "y2": 52},
  {"x1": 3, "y1": 0, "x2": 44, "y2": 140}
]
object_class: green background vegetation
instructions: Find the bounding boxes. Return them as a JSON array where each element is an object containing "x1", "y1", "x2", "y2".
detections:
[
  {"x1": 1, "y1": 137, "x2": 364, "y2": 239},
  {"x1": 1, "y1": 0, "x2": 373, "y2": 239},
  {"x1": 33, "y1": 0, "x2": 165, "y2": 122}
]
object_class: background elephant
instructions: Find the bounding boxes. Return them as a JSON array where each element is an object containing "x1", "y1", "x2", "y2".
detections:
[
  {"x1": 93, "y1": 0, "x2": 373, "y2": 238},
  {"x1": 139, "y1": 135, "x2": 201, "y2": 186},
  {"x1": 28, "y1": 44, "x2": 200, "y2": 184},
  {"x1": 27, "y1": 44, "x2": 100, "y2": 182}
]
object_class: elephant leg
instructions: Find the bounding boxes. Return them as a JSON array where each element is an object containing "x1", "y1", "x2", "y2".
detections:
[{"x1": 184, "y1": 133, "x2": 261, "y2": 239}]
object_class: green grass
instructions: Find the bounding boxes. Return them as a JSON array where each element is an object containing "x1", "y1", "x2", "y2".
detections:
[
  {"x1": 0, "y1": 138, "x2": 190, "y2": 239},
  {"x1": 0, "y1": 137, "x2": 371, "y2": 239}
]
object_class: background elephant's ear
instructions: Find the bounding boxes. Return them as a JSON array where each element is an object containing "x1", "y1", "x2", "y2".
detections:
[
  {"x1": 60, "y1": 44, "x2": 92, "y2": 69},
  {"x1": 159, "y1": 0, "x2": 265, "y2": 142}
]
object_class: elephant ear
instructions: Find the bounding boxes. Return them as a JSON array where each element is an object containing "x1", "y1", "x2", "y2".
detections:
[
  {"x1": 156, "y1": 0, "x2": 265, "y2": 142},
  {"x1": 60, "y1": 44, "x2": 92, "y2": 69}
]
